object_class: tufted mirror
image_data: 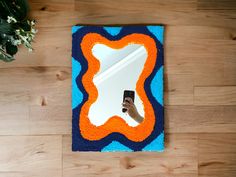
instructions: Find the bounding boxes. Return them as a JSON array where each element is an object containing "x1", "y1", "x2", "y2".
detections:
[{"x1": 72, "y1": 25, "x2": 164, "y2": 152}]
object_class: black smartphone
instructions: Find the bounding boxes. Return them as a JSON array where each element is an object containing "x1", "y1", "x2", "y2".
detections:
[{"x1": 122, "y1": 90, "x2": 135, "y2": 113}]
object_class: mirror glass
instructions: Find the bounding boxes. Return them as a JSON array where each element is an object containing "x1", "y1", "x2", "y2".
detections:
[{"x1": 88, "y1": 44, "x2": 147, "y2": 127}]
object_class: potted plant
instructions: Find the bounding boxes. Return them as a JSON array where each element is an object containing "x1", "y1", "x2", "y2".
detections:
[{"x1": 0, "y1": 0, "x2": 37, "y2": 62}]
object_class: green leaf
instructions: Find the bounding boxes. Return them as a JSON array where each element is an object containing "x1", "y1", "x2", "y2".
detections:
[
  {"x1": 0, "y1": 46, "x2": 15, "y2": 62},
  {"x1": 6, "y1": 42, "x2": 18, "y2": 55},
  {"x1": 0, "y1": 51, "x2": 15, "y2": 62},
  {"x1": 0, "y1": 54, "x2": 14, "y2": 62},
  {"x1": 0, "y1": 19, "x2": 14, "y2": 34}
]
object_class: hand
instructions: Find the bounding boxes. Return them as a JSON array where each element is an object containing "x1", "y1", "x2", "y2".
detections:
[{"x1": 122, "y1": 97, "x2": 143, "y2": 123}]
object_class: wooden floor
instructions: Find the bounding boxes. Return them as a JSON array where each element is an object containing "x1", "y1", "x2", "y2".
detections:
[{"x1": 0, "y1": 0, "x2": 236, "y2": 176}]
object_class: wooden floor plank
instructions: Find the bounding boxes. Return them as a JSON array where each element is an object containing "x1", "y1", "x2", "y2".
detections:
[
  {"x1": 198, "y1": 0, "x2": 236, "y2": 10},
  {"x1": 62, "y1": 135, "x2": 120, "y2": 177},
  {"x1": 165, "y1": 105, "x2": 236, "y2": 133},
  {"x1": 165, "y1": 74, "x2": 194, "y2": 105},
  {"x1": 23, "y1": 0, "x2": 235, "y2": 29},
  {"x1": 73, "y1": 0, "x2": 236, "y2": 28},
  {"x1": 224, "y1": 57, "x2": 236, "y2": 85},
  {"x1": 0, "y1": 67, "x2": 71, "y2": 105},
  {"x1": 166, "y1": 26, "x2": 235, "y2": 40},
  {"x1": 120, "y1": 134, "x2": 198, "y2": 177},
  {"x1": 63, "y1": 134, "x2": 198, "y2": 177},
  {"x1": 0, "y1": 104, "x2": 30, "y2": 135},
  {"x1": 30, "y1": 0, "x2": 75, "y2": 12},
  {"x1": 198, "y1": 133, "x2": 236, "y2": 177},
  {"x1": 29, "y1": 106, "x2": 71, "y2": 135},
  {"x1": 0, "y1": 136, "x2": 62, "y2": 177},
  {"x1": 193, "y1": 56, "x2": 225, "y2": 86},
  {"x1": 0, "y1": 67, "x2": 71, "y2": 135},
  {"x1": 194, "y1": 86, "x2": 236, "y2": 105}
]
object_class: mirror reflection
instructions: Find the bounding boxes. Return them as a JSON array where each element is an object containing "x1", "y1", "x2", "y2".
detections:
[{"x1": 88, "y1": 44, "x2": 147, "y2": 127}]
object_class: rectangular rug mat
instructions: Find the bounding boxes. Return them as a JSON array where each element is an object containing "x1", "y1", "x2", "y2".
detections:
[{"x1": 72, "y1": 25, "x2": 164, "y2": 152}]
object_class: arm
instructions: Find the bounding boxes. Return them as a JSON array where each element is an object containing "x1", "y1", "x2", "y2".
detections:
[{"x1": 122, "y1": 97, "x2": 144, "y2": 123}]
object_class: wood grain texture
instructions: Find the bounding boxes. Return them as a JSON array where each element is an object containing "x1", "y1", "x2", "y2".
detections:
[
  {"x1": 0, "y1": 0, "x2": 235, "y2": 176},
  {"x1": 0, "y1": 136, "x2": 62, "y2": 177},
  {"x1": 63, "y1": 134, "x2": 198, "y2": 177},
  {"x1": 194, "y1": 86, "x2": 236, "y2": 105},
  {"x1": 165, "y1": 74, "x2": 194, "y2": 105},
  {"x1": 198, "y1": 134, "x2": 236, "y2": 177},
  {"x1": 165, "y1": 106, "x2": 236, "y2": 133},
  {"x1": 198, "y1": 0, "x2": 236, "y2": 10}
]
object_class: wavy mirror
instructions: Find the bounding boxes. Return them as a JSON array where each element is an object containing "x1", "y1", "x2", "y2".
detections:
[{"x1": 72, "y1": 25, "x2": 164, "y2": 152}]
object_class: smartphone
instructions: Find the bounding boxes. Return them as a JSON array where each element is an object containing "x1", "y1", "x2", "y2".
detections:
[{"x1": 122, "y1": 90, "x2": 135, "y2": 113}]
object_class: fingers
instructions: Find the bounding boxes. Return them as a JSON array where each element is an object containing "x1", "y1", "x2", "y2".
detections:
[
  {"x1": 125, "y1": 97, "x2": 134, "y2": 104},
  {"x1": 122, "y1": 98, "x2": 135, "y2": 113},
  {"x1": 122, "y1": 102, "x2": 131, "y2": 109}
]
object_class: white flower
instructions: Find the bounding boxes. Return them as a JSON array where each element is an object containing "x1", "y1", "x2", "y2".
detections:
[
  {"x1": 7, "y1": 16, "x2": 17, "y2": 23},
  {"x1": 12, "y1": 39, "x2": 22, "y2": 46},
  {"x1": 31, "y1": 20, "x2": 35, "y2": 26},
  {"x1": 31, "y1": 28, "x2": 37, "y2": 34},
  {"x1": 15, "y1": 29, "x2": 20, "y2": 35}
]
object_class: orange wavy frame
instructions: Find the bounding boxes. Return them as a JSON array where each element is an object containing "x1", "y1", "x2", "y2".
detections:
[{"x1": 79, "y1": 33, "x2": 157, "y2": 142}]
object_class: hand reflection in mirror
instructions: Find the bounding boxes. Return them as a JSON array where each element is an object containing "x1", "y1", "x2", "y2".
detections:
[{"x1": 122, "y1": 97, "x2": 144, "y2": 123}]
